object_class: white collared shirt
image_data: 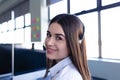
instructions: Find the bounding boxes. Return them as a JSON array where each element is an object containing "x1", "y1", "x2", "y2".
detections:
[{"x1": 49, "y1": 57, "x2": 83, "y2": 80}]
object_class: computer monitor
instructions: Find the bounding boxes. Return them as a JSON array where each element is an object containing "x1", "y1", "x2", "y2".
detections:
[
  {"x1": 0, "y1": 44, "x2": 12, "y2": 79},
  {"x1": 14, "y1": 44, "x2": 46, "y2": 75}
]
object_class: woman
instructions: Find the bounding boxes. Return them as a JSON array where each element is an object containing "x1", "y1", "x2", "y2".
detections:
[{"x1": 44, "y1": 14, "x2": 91, "y2": 80}]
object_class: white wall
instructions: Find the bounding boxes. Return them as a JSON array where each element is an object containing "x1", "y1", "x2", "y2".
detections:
[{"x1": 88, "y1": 58, "x2": 120, "y2": 80}]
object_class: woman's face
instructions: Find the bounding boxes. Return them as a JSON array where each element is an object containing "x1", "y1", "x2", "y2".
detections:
[{"x1": 45, "y1": 22, "x2": 69, "y2": 61}]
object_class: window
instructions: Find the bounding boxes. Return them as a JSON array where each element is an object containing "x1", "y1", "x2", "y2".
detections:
[
  {"x1": 78, "y1": 12, "x2": 98, "y2": 58},
  {"x1": 14, "y1": 29, "x2": 24, "y2": 43},
  {"x1": 49, "y1": 0, "x2": 67, "y2": 19},
  {"x1": 102, "y1": 0, "x2": 120, "y2": 6},
  {"x1": 0, "y1": 32, "x2": 9, "y2": 43},
  {"x1": 0, "y1": 24, "x2": 2, "y2": 33},
  {"x1": 25, "y1": 13, "x2": 31, "y2": 26},
  {"x1": 15, "y1": 16, "x2": 24, "y2": 29},
  {"x1": 8, "y1": 19, "x2": 15, "y2": 31},
  {"x1": 7, "y1": 31, "x2": 14, "y2": 43},
  {"x1": 70, "y1": 0, "x2": 97, "y2": 14},
  {"x1": 1, "y1": 22, "x2": 8, "y2": 32},
  {"x1": 24, "y1": 27, "x2": 31, "y2": 43},
  {"x1": 34, "y1": 42, "x2": 44, "y2": 50},
  {"x1": 101, "y1": 7, "x2": 120, "y2": 59}
]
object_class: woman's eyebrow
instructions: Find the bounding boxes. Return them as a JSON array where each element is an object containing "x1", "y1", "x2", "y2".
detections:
[
  {"x1": 55, "y1": 33, "x2": 65, "y2": 38},
  {"x1": 47, "y1": 30, "x2": 65, "y2": 37}
]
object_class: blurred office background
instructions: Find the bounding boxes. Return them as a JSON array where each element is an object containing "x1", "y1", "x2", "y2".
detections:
[{"x1": 0, "y1": 0, "x2": 120, "y2": 80}]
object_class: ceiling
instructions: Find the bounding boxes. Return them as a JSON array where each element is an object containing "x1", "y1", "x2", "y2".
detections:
[
  {"x1": 0, "y1": 0, "x2": 6, "y2": 5},
  {"x1": 0, "y1": 0, "x2": 2, "y2": 3},
  {"x1": 0, "y1": 0, "x2": 26, "y2": 15}
]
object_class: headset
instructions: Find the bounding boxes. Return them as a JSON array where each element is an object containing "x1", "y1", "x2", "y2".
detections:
[{"x1": 79, "y1": 25, "x2": 85, "y2": 43}]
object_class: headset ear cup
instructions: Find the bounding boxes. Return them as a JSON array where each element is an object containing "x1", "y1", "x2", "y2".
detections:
[{"x1": 79, "y1": 25, "x2": 85, "y2": 40}]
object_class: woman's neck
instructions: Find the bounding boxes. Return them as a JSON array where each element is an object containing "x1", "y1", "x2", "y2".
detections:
[{"x1": 55, "y1": 56, "x2": 69, "y2": 63}]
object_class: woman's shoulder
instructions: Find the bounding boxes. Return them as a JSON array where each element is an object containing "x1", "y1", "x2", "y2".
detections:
[{"x1": 60, "y1": 63, "x2": 83, "y2": 80}]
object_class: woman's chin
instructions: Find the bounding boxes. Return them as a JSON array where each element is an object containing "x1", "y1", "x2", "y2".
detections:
[{"x1": 46, "y1": 53, "x2": 55, "y2": 60}]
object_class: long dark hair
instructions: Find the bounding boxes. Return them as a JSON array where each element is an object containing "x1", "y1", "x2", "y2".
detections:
[{"x1": 44, "y1": 14, "x2": 91, "y2": 80}]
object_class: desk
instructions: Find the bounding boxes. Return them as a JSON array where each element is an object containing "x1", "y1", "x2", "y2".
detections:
[{"x1": 0, "y1": 73, "x2": 12, "y2": 80}]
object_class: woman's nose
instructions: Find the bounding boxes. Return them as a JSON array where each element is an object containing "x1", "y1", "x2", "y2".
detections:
[{"x1": 46, "y1": 37, "x2": 54, "y2": 46}]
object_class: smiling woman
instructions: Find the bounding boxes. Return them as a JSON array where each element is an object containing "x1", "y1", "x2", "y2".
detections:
[
  {"x1": 43, "y1": 14, "x2": 91, "y2": 80},
  {"x1": 45, "y1": 22, "x2": 68, "y2": 61}
]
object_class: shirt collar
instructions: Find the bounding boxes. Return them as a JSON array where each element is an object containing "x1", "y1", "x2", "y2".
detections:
[{"x1": 49, "y1": 57, "x2": 72, "y2": 77}]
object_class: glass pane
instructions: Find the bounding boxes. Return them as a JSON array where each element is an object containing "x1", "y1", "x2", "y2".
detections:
[
  {"x1": 24, "y1": 27, "x2": 31, "y2": 43},
  {"x1": 0, "y1": 32, "x2": 12, "y2": 43},
  {"x1": 0, "y1": 32, "x2": 7, "y2": 43},
  {"x1": 0, "y1": 33, "x2": 1, "y2": 43},
  {"x1": 50, "y1": 0, "x2": 67, "y2": 19},
  {"x1": 78, "y1": 12, "x2": 98, "y2": 58},
  {"x1": 25, "y1": 13, "x2": 31, "y2": 26},
  {"x1": 14, "y1": 29, "x2": 24, "y2": 43},
  {"x1": 0, "y1": 33, "x2": 3, "y2": 43},
  {"x1": 101, "y1": 7, "x2": 120, "y2": 59},
  {"x1": 70, "y1": 0, "x2": 97, "y2": 14},
  {"x1": 7, "y1": 31, "x2": 14, "y2": 43},
  {"x1": 34, "y1": 42, "x2": 44, "y2": 50},
  {"x1": 15, "y1": 16, "x2": 24, "y2": 29},
  {"x1": 102, "y1": 0, "x2": 120, "y2": 6},
  {"x1": 4, "y1": 32, "x2": 9, "y2": 43},
  {"x1": 8, "y1": 19, "x2": 15, "y2": 31},
  {"x1": 0, "y1": 24, "x2": 2, "y2": 33},
  {"x1": 1, "y1": 22, "x2": 8, "y2": 32}
]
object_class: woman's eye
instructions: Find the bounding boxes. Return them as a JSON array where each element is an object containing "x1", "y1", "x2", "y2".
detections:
[
  {"x1": 56, "y1": 36, "x2": 62, "y2": 40},
  {"x1": 47, "y1": 32, "x2": 51, "y2": 38}
]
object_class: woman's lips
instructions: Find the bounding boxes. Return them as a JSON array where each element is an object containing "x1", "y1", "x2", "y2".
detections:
[{"x1": 46, "y1": 48, "x2": 56, "y2": 54}]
